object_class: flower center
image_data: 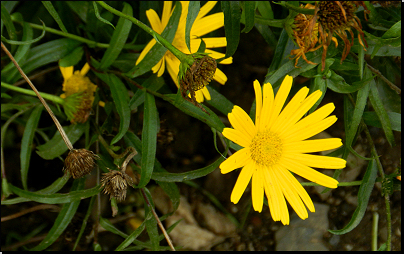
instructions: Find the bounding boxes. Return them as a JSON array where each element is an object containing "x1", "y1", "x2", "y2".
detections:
[{"x1": 250, "y1": 130, "x2": 283, "y2": 167}]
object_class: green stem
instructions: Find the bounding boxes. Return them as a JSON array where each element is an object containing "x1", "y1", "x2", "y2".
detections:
[
  {"x1": 254, "y1": 15, "x2": 286, "y2": 28},
  {"x1": 96, "y1": 1, "x2": 193, "y2": 64},
  {"x1": 1, "y1": 82, "x2": 65, "y2": 105}
]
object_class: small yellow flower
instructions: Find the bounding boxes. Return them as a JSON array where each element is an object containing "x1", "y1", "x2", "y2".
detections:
[
  {"x1": 136, "y1": 1, "x2": 232, "y2": 103},
  {"x1": 220, "y1": 75, "x2": 346, "y2": 225},
  {"x1": 60, "y1": 63, "x2": 97, "y2": 124}
]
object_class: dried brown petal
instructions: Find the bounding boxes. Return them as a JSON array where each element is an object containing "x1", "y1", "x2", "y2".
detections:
[
  {"x1": 101, "y1": 170, "x2": 135, "y2": 202},
  {"x1": 63, "y1": 149, "x2": 99, "y2": 179}
]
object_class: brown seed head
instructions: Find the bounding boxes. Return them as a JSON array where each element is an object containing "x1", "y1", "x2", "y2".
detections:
[
  {"x1": 63, "y1": 149, "x2": 99, "y2": 179},
  {"x1": 101, "y1": 170, "x2": 135, "y2": 202},
  {"x1": 317, "y1": 1, "x2": 357, "y2": 32},
  {"x1": 181, "y1": 55, "x2": 217, "y2": 92}
]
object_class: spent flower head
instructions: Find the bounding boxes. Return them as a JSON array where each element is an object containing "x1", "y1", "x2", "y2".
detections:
[
  {"x1": 63, "y1": 149, "x2": 99, "y2": 179},
  {"x1": 60, "y1": 63, "x2": 97, "y2": 124},
  {"x1": 220, "y1": 75, "x2": 346, "y2": 225},
  {"x1": 101, "y1": 170, "x2": 135, "y2": 202},
  {"x1": 136, "y1": 1, "x2": 232, "y2": 103}
]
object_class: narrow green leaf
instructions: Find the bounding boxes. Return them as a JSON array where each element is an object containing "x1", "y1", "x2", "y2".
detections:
[
  {"x1": 138, "y1": 92, "x2": 158, "y2": 188},
  {"x1": 326, "y1": 71, "x2": 373, "y2": 94},
  {"x1": 115, "y1": 214, "x2": 148, "y2": 251},
  {"x1": 309, "y1": 76, "x2": 327, "y2": 114},
  {"x1": 126, "y1": 2, "x2": 182, "y2": 78},
  {"x1": 9, "y1": 184, "x2": 101, "y2": 204},
  {"x1": 42, "y1": 1, "x2": 68, "y2": 33},
  {"x1": 1, "y1": 2, "x2": 18, "y2": 51},
  {"x1": 151, "y1": 156, "x2": 225, "y2": 182},
  {"x1": 220, "y1": 1, "x2": 241, "y2": 60},
  {"x1": 185, "y1": 1, "x2": 200, "y2": 52},
  {"x1": 100, "y1": 217, "x2": 128, "y2": 238},
  {"x1": 30, "y1": 178, "x2": 84, "y2": 250},
  {"x1": 266, "y1": 29, "x2": 292, "y2": 74},
  {"x1": 7, "y1": 38, "x2": 82, "y2": 83},
  {"x1": 129, "y1": 74, "x2": 165, "y2": 111},
  {"x1": 58, "y1": 46, "x2": 84, "y2": 67},
  {"x1": 99, "y1": 2, "x2": 133, "y2": 70},
  {"x1": 206, "y1": 86, "x2": 234, "y2": 115},
  {"x1": 162, "y1": 94, "x2": 225, "y2": 132},
  {"x1": 93, "y1": 1, "x2": 115, "y2": 29},
  {"x1": 345, "y1": 69, "x2": 371, "y2": 149},
  {"x1": 329, "y1": 159, "x2": 378, "y2": 235},
  {"x1": 241, "y1": 1, "x2": 255, "y2": 33},
  {"x1": 95, "y1": 73, "x2": 130, "y2": 145},
  {"x1": 143, "y1": 188, "x2": 159, "y2": 251},
  {"x1": 36, "y1": 124, "x2": 85, "y2": 160},
  {"x1": 368, "y1": 79, "x2": 395, "y2": 147},
  {"x1": 363, "y1": 112, "x2": 401, "y2": 132},
  {"x1": 1, "y1": 12, "x2": 33, "y2": 74},
  {"x1": 20, "y1": 105, "x2": 43, "y2": 190}
]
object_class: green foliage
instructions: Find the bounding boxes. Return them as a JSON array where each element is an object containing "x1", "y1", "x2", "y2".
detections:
[{"x1": 1, "y1": 1, "x2": 400, "y2": 251}]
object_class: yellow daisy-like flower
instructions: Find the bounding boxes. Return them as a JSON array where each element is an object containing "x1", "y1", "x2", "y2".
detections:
[
  {"x1": 60, "y1": 63, "x2": 97, "y2": 124},
  {"x1": 136, "y1": 1, "x2": 232, "y2": 102},
  {"x1": 220, "y1": 75, "x2": 346, "y2": 225}
]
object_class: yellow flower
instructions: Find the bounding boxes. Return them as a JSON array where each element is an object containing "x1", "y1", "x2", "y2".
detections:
[
  {"x1": 220, "y1": 75, "x2": 346, "y2": 225},
  {"x1": 136, "y1": 1, "x2": 232, "y2": 102},
  {"x1": 60, "y1": 63, "x2": 97, "y2": 124}
]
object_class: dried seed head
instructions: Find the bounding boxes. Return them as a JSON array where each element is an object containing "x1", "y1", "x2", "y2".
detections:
[
  {"x1": 317, "y1": 1, "x2": 357, "y2": 31},
  {"x1": 101, "y1": 170, "x2": 135, "y2": 202},
  {"x1": 180, "y1": 55, "x2": 217, "y2": 92},
  {"x1": 63, "y1": 149, "x2": 99, "y2": 179}
]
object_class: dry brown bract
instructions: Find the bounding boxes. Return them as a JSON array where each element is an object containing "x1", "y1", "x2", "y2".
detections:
[
  {"x1": 101, "y1": 170, "x2": 135, "y2": 202},
  {"x1": 63, "y1": 149, "x2": 99, "y2": 179}
]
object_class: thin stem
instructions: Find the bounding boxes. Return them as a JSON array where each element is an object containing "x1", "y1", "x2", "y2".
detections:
[
  {"x1": 140, "y1": 188, "x2": 175, "y2": 251},
  {"x1": 371, "y1": 212, "x2": 379, "y2": 251},
  {"x1": 254, "y1": 15, "x2": 285, "y2": 28},
  {"x1": 120, "y1": 147, "x2": 138, "y2": 173},
  {"x1": 1, "y1": 82, "x2": 65, "y2": 105},
  {"x1": 1, "y1": 42, "x2": 74, "y2": 150}
]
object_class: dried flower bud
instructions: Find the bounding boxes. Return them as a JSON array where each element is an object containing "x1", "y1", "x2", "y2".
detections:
[
  {"x1": 63, "y1": 149, "x2": 99, "y2": 179},
  {"x1": 181, "y1": 55, "x2": 217, "y2": 92},
  {"x1": 101, "y1": 170, "x2": 135, "y2": 202}
]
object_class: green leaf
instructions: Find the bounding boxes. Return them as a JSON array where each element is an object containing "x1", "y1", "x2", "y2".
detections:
[
  {"x1": 143, "y1": 188, "x2": 159, "y2": 251},
  {"x1": 206, "y1": 86, "x2": 235, "y2": 116},
  {"x1": 266, "y1": 29, "x2": 293, "y2": 74},
  {"x1": 1, "y1": 2, "x2": 18, "y2": 50},
  {"x1": 7, "y1": 38, "x2": 82, "y2": 83},
  {"x1": 93, "y1": 1, "x2": 115, "y2": 29},
  {"x1": 151, "y1": 156, "x2": 225, "y2": 182},
  {"x1": 329, "y1": 159, "x2": 378, "y2": 235},
  {"x1": 100, "y1": 217, "x2": 128, "y2": 238},
  {"x1": 163, "y1": 93, "x2": 225, "y2": 132},
  {"x1": 126, "y1": 2, "x2": 182, "y2": 78},
  {"x1": 20, "y1": 105, "x2": 43, "y2": 190},
  {"x1": 326, "y1": 71, "x2": 373, "y2": 94},
  {"x1": 99, "y1": 2, "x2": 133, "y2": 70},
  {"x1": 309, "y1": 76, "x2": 327, "y2": 114},
  {"x1": 95, "y1": 73, "x2": 130, "y2": 145},
  {"x1": 36, "y1": 124, "x2": 86, "y2": 160},
  {"x1": 155, "y1": 180, "x2": 180, "y2": 213},
  {"x1": 138, "y1": 92, "x2": 158, "y2": 188},
  {"x1": 220, "y1": 1, "x2": 241, "y2": 61},
  {"x1": 368, "y1": 79, "x2": 395, "y2": 147},
  {"x1": 363, "y1": 112, "x2": 401, "y2": 132},
  {"x1": 185, "y1": 1, "x2": 200, "y2": 52},
  {"x1": 1, "y1": 12, "x2": 33, "y2": 74},
  {"x1": 241, "y1": 1, "x2": 255, "y2": 33},
  {"x1": 9, "y1": 183, "x2": 101, "y2": 204},
  {"x1": 129, "y1": 74, "x2": 165, "y2": 111},
  {"x1": 58, "y1": 46, "x2": 84, "y2": 67},
  {"x1": 115, "y1": 214, "x2": 148, "y2": 251},
  {"x1": 30, "y1": 178, "x2": 84, "y2": 250},
  {"x1": 42, "y1": 1, "x2": 68, "y2": 33}
]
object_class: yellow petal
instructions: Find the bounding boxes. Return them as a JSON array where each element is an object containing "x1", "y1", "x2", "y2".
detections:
[
  {"x1": 193, "y1": 13, "x2": 224, "y2": 37},
  {"x1": 252, "y1": 168, "x2": 264, "y2": 212},
  {"x1": 285, "y1": 153, "x2": 346, "y2": 169},
  {"x1": 60, "y1": 66, "x2": 74, "y2": 80},
  {"x1": 197, "y1": 1, "x2": 217, "y2": 19},
  {"x1": 280, "y1": 157, "x2": 339, "y2": 188},
  {"x1": 272, "y1": 75, "x2": 293, "y2": 126},
  {"x1": 253, "y1": 80, "x2": 263, "y2": 127},
  {"x1": 194, "y1": 89, "x2": 204, "y2": 102},
  {"x1": 165, "y1": 56, "x2": 181, "y2": 87},
  {"x1": 286, "y1": 116, "x2": 338, "y2": 142},
  {"x1": 201, "y1": 86, "x2": 211, "y2": 101},
  {"x1": 136, "y1": 39, "x2": 157, "y2": 65},
  {"x1": 213, "y1": 68, "x2": 228, "y2": 85},
  {"x1": 230, "y1": 161, "x2": 254, "y2": 204},
  {"x1": 258, "y1": 82, "x2": 275, "y2": 131},
  {"x1": 161, "y1": 1, "x2": 173, "y2": 28},
  {"x1": 80, "y1": 63, "x2": 90, "y2": 76},
  {"x1": 220, "y1": 147, "x2": 251, "y2": 174},
  {"x1": 202, "y1": 37, "x2": 227, "y2": 48},
  {"x1": 228, "y1": 105, "x2": 256, "y2": 140},
  {"x1": 283, "y1": 138, "x2": 343, "y2": 154},
  {"x1": 265, "y1": 166, "x2": 290, "y2": 224},
  {"x1": 146, "y1": 9, "x2": 163, "y2": 34},
  {"x1": 222, "y1": 128, "x2": 251, "y2": 148}
]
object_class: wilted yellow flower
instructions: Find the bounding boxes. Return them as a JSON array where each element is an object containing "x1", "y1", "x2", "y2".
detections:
[
  {"x1": 220, "y1": 75, "x2": 346, "y2": 225},
  {"x1": 136, "y1": 1, "x2": 232, "y2": 103},
  {"x1": 60, "y1": 63, "x2": 97, "y2": 124}
]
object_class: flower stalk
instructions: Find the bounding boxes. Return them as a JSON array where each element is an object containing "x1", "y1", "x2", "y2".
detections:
[{"x1": 1, "y1": 42, "x2": 73, "y2": 151}]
